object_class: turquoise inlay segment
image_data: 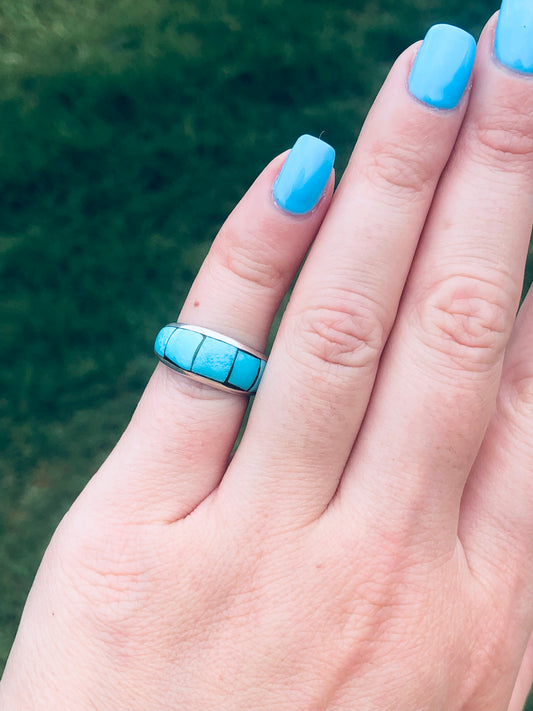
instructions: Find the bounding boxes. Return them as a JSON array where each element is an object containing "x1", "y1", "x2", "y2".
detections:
[
  {"x1": 227, "y1": 351, "x2": 261, "y2": 391},
  {"x1": 154, "y1": 325, "x2": 177, "y2": 358},
  {"x1": 155, "y1": 323, "x2": 266, "y2": 394},
  {"x1": 495, "y1": 0, "x2": 533, "y2": 73},
  {"x1": 192, "y1": 337, "x2": 237, "y2": 383},
  {"x1": 165, "y1": 328, "x2": 204, "y2": 370},
  {"x1": 408, "y1": 24, "x2": 476, "y2": 109},
  {"x1": 251, "y1": 359, "x2": 266, "y2": 392},
  {"x1": 273, "y1": 134, "x2": 335, "y2": 215}
]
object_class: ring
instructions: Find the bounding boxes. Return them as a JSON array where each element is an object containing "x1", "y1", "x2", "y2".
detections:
[{"x1": 154, "y1": 323, "x2": 267, "y2": 394}]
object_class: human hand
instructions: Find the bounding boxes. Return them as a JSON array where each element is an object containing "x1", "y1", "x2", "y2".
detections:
[{"x1": 2, "y1": 8, "x2": 533, "y2": 711}]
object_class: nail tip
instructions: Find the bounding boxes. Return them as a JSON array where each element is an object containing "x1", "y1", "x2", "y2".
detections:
[
  {"x1": 428, "y1": 23, "x2": 476, "y2": 42},
  {"x1": 295, "y1": 133, "x2": 336, "y2": 164}
]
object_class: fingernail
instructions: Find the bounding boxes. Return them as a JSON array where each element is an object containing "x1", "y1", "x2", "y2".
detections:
[
  {"x1": 408, "y1": 24, "x2": 477, "y2": 109},
  {"x1": 273, "y1": 134, "x2": 335, "y2": 215},
  {"x1": 495, "y1": 0, "x2": 533, "y2": 73}
]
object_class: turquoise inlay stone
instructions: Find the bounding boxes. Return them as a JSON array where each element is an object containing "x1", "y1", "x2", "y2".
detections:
[
  {"x1": 192, "y1": 337, "x2": 237, "y2": 383},
  {"x1": 250, "y1": 359, "x2": 266, "y2": 392},
  {"x1": 165, "y1": 328, "x2": 205, "y2": 370},
  {"x1": 227, "y1": 351, "x2": 261, "y2": 391},
  {"x1": 154, "y1": 325, "x2": 177, "y2": 358}
]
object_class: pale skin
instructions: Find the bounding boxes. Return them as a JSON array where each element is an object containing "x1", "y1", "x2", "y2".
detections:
[{"x1": 2, "y1": 13, "x2": 533, "y2": 711}]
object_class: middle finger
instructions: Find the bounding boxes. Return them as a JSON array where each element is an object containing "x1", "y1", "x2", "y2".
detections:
[{"x1": 223, "y1": 25, "x2": 477, "y2": 522}]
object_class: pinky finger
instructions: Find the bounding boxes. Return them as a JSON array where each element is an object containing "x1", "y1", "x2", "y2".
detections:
[{"x1": 460, "y1": 284, "x2": 533, "y2": 595}]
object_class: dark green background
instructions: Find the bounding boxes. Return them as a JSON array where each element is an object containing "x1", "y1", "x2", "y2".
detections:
[{"x1": 1, "y1": 0, "x2": 532, "y2": 704}]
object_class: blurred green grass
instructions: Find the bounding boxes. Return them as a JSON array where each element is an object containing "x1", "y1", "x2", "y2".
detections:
[{"x1": 0, "y1": 1, "x2": 532, "y2": 704}]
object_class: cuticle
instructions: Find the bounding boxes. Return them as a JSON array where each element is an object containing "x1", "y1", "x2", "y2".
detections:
[
  {"x1": 270, "y1": 187, "x2": 316, "y2": 219},
  {"x1": 406, "y1": 87, "x2": 460, "y2": 114},
  {"x1": 491, "y1": 49, "x2": 533, "y2": 79}
]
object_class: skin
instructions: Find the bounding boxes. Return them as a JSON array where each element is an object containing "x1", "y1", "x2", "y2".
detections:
[{"x1": 1, "y1": 13, "x2": 533, "y2": 711}]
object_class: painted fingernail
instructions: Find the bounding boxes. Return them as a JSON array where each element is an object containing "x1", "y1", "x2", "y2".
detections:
[
  {"x1": 273, "y1": 134, "x2": 335, "y2": 215},
  {"x1": 408, "y1": 24, "x2": 477, "y2": 109},
  {"x1": 495, "y1": 0, "x2": 533, "y2": 73}
]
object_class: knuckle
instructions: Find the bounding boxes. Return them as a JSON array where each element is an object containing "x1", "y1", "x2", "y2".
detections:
[
  {"x1": 474, "y1": 124, "x2": 533, "y2": 169},
  {"x1": 363, "y1": 138, "x2": 435, "y2": 199},
  {"x1": 290, "y1": 290, "x2": 387, "y2": 373},
  {"x1": 414, "y1": 273, "x2": 515, "y2": 372},
  {"x1": 56, "y1": 514, "x2": 173, "y2": 631},
  {"x1": 59, "y1": 529, "x2": 147, "y2": 609},
  {"x1": 213, "y1": 222, "x2": 285, "y2": 291},
  {"x1": 468, "y1": 96, "x2": 533, "y2": 173}
]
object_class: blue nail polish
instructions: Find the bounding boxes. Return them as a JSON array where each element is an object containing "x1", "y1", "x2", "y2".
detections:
[
  {"x1": 273, "y1": 134, "x2": 335, "y2": 215},
  {"x1": 495, "y1": 0, "x2": 533, "y2": 73},
  {"x1": 408, "y1": 24, "x2": 477, "y2": 110}
]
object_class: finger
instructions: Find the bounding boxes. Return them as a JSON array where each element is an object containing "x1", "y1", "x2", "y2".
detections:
[
  {"x1": 84, "y1": 137, "x2": 335, "y2": 523},
  {"x1": 459, "y1": 285, "x2": 533, "y2": 585},
  {"x1": 222, "y1": 26, "x2": 477, "y2": 523},
  {"x1": 339, "y1": 13, "x2": 533, "y2": 548}
]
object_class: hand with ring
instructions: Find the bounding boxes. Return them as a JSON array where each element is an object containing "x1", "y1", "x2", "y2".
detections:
[{"x1": 2, "y1": 6, "x2": 533, "y2": 711}]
